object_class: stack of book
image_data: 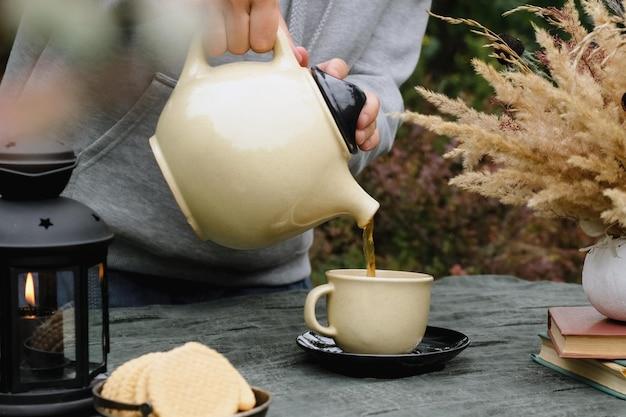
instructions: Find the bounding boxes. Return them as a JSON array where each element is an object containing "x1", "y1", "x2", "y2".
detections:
[{"x1": 532, "y1": 306, "x2": 626, "y2": 400}]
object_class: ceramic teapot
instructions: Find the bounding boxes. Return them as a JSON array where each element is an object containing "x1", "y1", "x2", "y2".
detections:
[{"x1": 149, "y1": 29, "x2": 379, "y2": 250}]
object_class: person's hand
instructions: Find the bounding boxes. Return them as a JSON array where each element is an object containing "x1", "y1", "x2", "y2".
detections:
[
  {"x1": 317, "y1": 58, "x2": 380, "y2": 151},
  {"x1": 201, "y1": 0, "x2": 308, "y2": 66}
]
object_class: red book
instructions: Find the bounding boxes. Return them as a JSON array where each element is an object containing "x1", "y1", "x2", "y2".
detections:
[{"x1": 548, "y1": 306, "x2": 626, "y2": 359}]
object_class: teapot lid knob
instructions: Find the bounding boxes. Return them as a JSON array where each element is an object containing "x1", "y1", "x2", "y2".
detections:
[{"x1": 311, "y1": 67, "x2": 367, "y2": 154}]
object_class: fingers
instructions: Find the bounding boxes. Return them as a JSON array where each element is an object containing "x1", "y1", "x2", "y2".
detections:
[
  {"x1": 205, "y1": 2, "x2": 227, "y2": 56},
  {"x1": 356, "y1": 91, "x2": 381, "y2": 151},
  {"x1": 295, "y1": 46, "x2": 309, "y2": 67},
  {"x1": 249, "y1": 0, "x2": 279, "y2": 52},
  {"x1": 356, "y1": 120, "x2": 376, "y2": 146},
  {"x1": 360, "y1": 130, "x2": 380, "y2": 151},
  {"x1": 205, "y1": 0, "x2": 284, "y2": 57},
  {"x1": 202, "y1": 0, "x2": 308, "y2": 65},
  {"x1": 224, "y1": 1, "x2": 250, "y2": 54},
  {"x1": 357, "y1": 91, "x2": 379, "y2": 130},
  {"x1": 317, "y1": 58, "x2": 349, "y2": 79}
]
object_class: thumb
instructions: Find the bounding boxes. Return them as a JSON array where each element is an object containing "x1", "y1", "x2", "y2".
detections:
[
  {"x1": 295, "y1": 46, "x2": 309, "y2": 67},
  {"x1": 316, "y1": 58, "x2": 349, "y2": 79}
]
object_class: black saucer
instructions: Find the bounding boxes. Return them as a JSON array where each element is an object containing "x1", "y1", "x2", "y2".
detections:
[{"x1": 297, "y1": 326, "x2": 470, "y2": 378}]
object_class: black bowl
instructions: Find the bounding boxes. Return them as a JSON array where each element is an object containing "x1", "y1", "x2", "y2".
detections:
[
  {"x1": 24, "y1": 340, "x2": 67, "y2": 369},
  {"x1": 22, "y1": 339, "x2": 70, "y2": 379},
  {"x1": 297, "y1": 326, "x2": 470, "y2": 378},
  {"x1": 92, "y1": 379, "x2": 271, "y2": 417}
]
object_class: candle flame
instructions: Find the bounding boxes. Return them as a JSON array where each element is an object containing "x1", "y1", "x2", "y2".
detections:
[
  {"x1": 98, "y1": 263, "x2": 105, "y2": 282},
  {"x1": 25, "y1": 272, "x2": 36, "y2": 307}
]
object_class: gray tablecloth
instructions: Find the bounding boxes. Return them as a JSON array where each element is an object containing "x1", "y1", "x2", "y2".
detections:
[{"x1": 107, "y1": 275, "x2": 625, "y2": 417}]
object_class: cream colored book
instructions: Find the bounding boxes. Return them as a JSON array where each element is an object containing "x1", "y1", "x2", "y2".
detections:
[{"x1": 532, "y1": 334, "x2": 626, "y2": 400}]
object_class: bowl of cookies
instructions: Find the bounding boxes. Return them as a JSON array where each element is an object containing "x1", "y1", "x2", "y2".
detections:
[{"x1": 93, "y1": 342, "x2": 271, "y2": 417}]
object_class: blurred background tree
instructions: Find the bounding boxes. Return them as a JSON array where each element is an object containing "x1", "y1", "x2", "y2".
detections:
[{"x1": 0, "y1": 1, "x2": 594, "y2": 284}]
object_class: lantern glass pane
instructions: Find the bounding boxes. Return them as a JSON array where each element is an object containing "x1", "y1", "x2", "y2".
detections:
[
  {"x1": 17, "y1": 270, "x2": 77, "y2": 384},
  {"x1": 87, "y1": 264, "x2": 105, "y2": 373}
]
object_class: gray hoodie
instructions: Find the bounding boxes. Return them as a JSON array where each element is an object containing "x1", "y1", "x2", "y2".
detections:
[{"x1": 1, "y1": 0, "x2": 431, "y2": 287}]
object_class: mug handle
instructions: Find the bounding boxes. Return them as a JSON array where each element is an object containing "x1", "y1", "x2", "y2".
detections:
[
  {"x1": 304, "y1": 284, "x2": 337, "y2": 337},
  {"x1": 179, "y1": 27, "x2": 300, "y2": 84}
]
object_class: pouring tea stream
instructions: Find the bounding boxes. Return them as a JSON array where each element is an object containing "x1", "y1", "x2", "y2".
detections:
[{"x1": 149, "y1": 29, "x2": 379, "y2": 250}]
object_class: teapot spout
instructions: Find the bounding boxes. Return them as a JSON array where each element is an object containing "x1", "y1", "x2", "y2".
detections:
[
  {"x1": 343, "y1": 181, "x2": 380, "y2": 228},
  {"x1": 292, "y1": 172, "x2": 379, "y2": 231}
]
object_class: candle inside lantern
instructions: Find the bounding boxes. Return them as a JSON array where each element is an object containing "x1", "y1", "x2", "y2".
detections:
[
  {"x1": 18, "y1": 272, "x2": 69, "y2": 377},
  {"x1": 24, "y1": 273, "x2": 36, "y2": 315},
  {"x1": 19, "y1": 273, "x2": 43, "y2": 349}
]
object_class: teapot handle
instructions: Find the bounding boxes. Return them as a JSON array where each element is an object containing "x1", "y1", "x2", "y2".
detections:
[
  {"x1": 179, "y1": 27, "x2": 300, "y2": 84},
  {"x1": 272, "y1": 27, "x2": 301, "y2": 69}
]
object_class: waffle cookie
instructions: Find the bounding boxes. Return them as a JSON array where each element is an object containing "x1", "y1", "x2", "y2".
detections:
[{"x1": 101, "y1": 342, "x2": 255, "y2": 417}]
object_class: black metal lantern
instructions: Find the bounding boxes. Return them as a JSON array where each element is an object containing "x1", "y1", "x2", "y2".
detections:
[{"x1": 0, "y1": 138, "x2": 113, "y2": 416}]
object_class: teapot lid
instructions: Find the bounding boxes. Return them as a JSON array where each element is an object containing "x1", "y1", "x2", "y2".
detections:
[{"x1": 311, "y1": 67, "x2": 367, "y2": 154}]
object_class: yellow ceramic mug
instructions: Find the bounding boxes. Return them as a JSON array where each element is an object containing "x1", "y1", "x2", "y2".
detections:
[{"x1": 304, "y1": 269, "x2": 433, "y2": 354}]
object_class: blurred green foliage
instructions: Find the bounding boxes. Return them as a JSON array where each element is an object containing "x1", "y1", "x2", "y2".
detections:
[
  {"x1": 310, "y1": 0, "x2": 595, "y2": 286},
  {"x1": 407, "y1": 0, "x2": 562, "y2": 111}
]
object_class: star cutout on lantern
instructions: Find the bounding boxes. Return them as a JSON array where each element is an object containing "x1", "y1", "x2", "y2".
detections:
[{"x1": 39, "y1": 218, "x2": 53, "y2": 229}]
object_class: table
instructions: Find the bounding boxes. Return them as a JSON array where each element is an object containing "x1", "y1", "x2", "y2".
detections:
[{"x1": 107, "y1": 275, "x2": 625, "y2": 417}]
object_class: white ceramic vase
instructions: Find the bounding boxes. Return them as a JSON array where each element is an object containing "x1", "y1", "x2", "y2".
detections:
[{"x1": 582, "y1": 237, "x2": 626, "y2": 322}]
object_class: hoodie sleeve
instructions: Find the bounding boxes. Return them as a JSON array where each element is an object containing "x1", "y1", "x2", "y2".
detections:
[{"x1": 344, "y1": 0, "x2": 431, "y2": 175}]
